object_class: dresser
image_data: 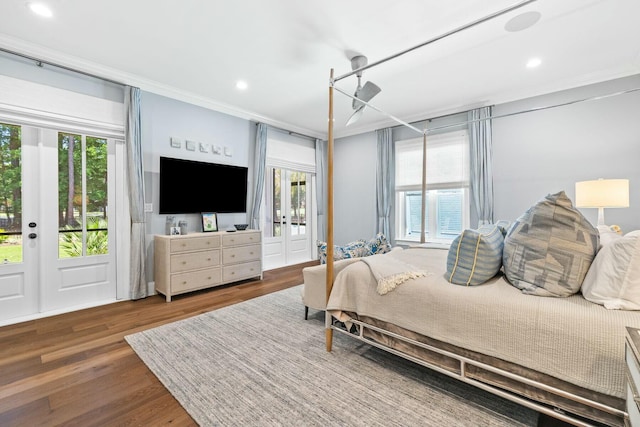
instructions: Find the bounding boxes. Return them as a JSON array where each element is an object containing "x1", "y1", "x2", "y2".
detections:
[
  {"x1": 626, "y1": 327, "x2": 640, "y2": 426},
  {"x1": 154, "y1": 230, "x2": 262, "y2": 302}
]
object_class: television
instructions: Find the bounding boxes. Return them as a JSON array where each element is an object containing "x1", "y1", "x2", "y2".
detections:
[{"x1": 159, "y1": 157, "x2": 248, "y2": 214}]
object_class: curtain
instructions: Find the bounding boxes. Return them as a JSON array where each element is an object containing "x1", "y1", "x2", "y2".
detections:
[
  {"x1": 124, "y1": 86, "x2": 147, "y2": 300},
  {"x1": 315, "y1": 138, "x2": 327, "y2": 242},
  {"x1": 468, "y1": 106, "x2": 494, "y2": 226},
  {"x1": 250, "y1": 123, "x2": 268, "y2": 230},
  {"x1": 376, "y1": 128, "x2": 395, "y2": 242}
]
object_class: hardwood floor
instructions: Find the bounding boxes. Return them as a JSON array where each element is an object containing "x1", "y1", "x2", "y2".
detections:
[
  {"x1": 0, "y1": 261, "x2": 315, "y2": 426},
  {"x1": 0, "y1": 259, "x2": 569, "y2": 427}
]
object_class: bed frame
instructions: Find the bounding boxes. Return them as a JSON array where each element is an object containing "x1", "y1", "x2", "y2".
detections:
[
  {"x1": 331, "y1": 315, "x2": 625, "y2": 426},
  {"x1": 322, "y1": 1, "x2": 629, "y2": 426}
]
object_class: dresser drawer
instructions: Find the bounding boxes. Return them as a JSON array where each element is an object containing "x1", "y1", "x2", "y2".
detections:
[
  {"x1": 222, "y1": 232, "x2": 261, "y2": 247},
  {"x1": 223, "y1": 261, "x2": 261, "y2": 282},
  {"x1": 170, "y1": 250, "x2": 220, "y2": 273},
  {"x1": 223, "y1": 244, "x2": 261, "y2": 264},
  {"x1": 171, "y1": 268, "x2": 222, "y2": 293},
  {"x1": 170, "y1": 235, "x2": 220, "y2": 253}
]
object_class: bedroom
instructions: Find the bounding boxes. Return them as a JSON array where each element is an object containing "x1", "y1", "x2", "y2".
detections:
[{"x1": 1, "y1": 0, "x2": 640, "y2": 425}]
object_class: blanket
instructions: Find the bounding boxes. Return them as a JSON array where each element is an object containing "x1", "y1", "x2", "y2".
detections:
[{"x1": 361, "y1": 253, "x2": 430, "y2": 295}]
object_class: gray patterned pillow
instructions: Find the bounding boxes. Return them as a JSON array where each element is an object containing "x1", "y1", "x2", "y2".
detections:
[{"x1": 502, "y1": 191, "x2": 599, "y2": 297}]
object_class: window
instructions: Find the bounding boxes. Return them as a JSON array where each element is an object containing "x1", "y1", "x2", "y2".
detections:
[{"x1": 395, "y1": 130, "x2": 470, "y2": 243}]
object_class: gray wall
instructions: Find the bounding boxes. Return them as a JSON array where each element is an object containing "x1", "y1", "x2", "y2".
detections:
[
  {"x1": 332, "y1": 74, "x2": 640, "y2": 244},
  {"x1": 333, "y1": 131, "x2": 378, "y2": 244},
  {"x1": 492, "y1": 74, "x2": 640, "y2": 232},
  {"x1": 140, "y1": 91, "x2": 256, "y2": 280}
]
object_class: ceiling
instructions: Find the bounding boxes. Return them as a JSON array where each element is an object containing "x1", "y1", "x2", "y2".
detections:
[{"x1": 0, "y1": 0, "x2": 639, "y2": 139}]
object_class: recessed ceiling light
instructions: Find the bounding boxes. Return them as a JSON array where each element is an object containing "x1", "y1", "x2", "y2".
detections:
[
  {"x1": 526, "y1": 57, "x2": 542, "y2": 68},
  {"x1": 27, "y1": 2, "x2": 53, "y2": 18},
  {"x1": 236, "y1": 80, "x2": 248, "y2": 90},
  {"x1": 505, "y1": 11, "x2": 541, "y2": 32}
]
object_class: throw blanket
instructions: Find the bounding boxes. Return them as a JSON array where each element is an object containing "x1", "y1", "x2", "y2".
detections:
[{"x1": 361, "y1": 253, "x2": 430, "y2": 295}]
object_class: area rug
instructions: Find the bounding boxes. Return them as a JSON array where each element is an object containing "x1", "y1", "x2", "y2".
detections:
[{"x1": 125, "y1": 286, "x2": 538, "y2": 426}]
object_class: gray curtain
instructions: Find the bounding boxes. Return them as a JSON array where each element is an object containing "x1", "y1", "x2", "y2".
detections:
[
  {"x1": 376, "y1": 128, "x2": 395, "y2": 242},
  {"x1": 250, "y1": 123, "x2": 267, "y2": 230},
  {"x1": 315, "y1": 138, "x2": 327, "y2": 242},
  {"x1": 468, "y1": 106, "x2": 494, "y2": 226},
  {"x1": 124, "y1": 86, "x2": 147, "y2": 300}
]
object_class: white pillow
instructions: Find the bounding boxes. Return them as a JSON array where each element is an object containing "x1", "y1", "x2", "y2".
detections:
[{"x1": 581, "y1": 230, "x2": 640, "y2": 310}]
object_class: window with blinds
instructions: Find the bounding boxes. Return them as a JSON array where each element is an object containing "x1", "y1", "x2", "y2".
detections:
[{"x1": 395, "y1": 130, "x2": 470, "y2": 242}]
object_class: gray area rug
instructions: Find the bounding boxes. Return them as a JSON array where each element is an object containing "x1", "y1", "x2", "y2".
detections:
[{"x1": 126, "y1": 286, "x2": 539, "y2": 426}]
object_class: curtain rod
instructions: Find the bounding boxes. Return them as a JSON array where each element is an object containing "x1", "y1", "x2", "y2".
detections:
[
  {"x1": 0, "y1": 47, "x2": 126, "y2": 88},
  {"x1": 332, "y1": 0, "x2": 537, "y2": 83},
  {"x1": 256, "y1": 122, "x2": 317, "y2": 141}
]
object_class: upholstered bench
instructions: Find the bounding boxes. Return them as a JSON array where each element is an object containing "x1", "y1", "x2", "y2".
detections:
[{"x1": 302, "y1": 258, "x2": 361, "y2": 319}]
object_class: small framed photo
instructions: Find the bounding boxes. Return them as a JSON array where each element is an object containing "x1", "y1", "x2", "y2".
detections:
[
  {"x1": 170, "y1": 226, "x2": 181, "y2": 235},
  {"x1": 201, "y1": 212, "x2": 218, "y2": 232}
]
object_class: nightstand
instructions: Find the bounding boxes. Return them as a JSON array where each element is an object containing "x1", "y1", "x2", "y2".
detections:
[{"x1": 626, "y1": 327, "x2": 640, "y2": 426}]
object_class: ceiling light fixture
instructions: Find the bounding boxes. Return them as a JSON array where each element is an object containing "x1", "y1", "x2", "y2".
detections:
[
  {"x1": 236, "y1": 80, "x2": 248, "y2": 90},
  {"x1": 27, "y1": 2, "x2": 53, "y2": 18},
  {"x1": 504, "y1": 11, "x2": 541, "y2": 32},
  {"x1": 526, "y1": 57, "x2": 542, "y2": 68}
]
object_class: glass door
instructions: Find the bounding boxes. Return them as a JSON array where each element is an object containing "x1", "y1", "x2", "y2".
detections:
[
  {"x1": 262, "y1": 167, "x2": 312, "y2": 269},
  {"x1": 0, "y1": 123, "x2": 117, "y2": 324}
]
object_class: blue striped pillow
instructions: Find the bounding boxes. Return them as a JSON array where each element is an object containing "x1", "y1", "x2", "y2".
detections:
[{"x1": 446, "y1": 225, "x2": 504, "y2": 286}]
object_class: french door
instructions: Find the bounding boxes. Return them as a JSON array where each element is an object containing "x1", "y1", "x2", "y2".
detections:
[
  {"x1": 262, "y1": 167, "x2": 313, "y2": 269},
  {"x1": 0, "y1": 122, "x2": 117, "y2": 324}
]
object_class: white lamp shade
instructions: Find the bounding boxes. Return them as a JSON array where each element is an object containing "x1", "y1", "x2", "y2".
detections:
[{"x1": 575, "y1": 179, "x2": 629, "y2": 208}]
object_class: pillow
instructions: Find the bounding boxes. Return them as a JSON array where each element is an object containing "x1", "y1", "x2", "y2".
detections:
[
  {"x1": 581, "y1": 231, "x2": 640, "y2": 310},
  {"x1": 502, "y1": 191, "x2": 599, "y2": 297},
  {"x1": 446, "y1": 224, "x2": 504, "y2": 286},
  {"x1": 365, "y1": 233, "x2": 392, "y2": 256},
  {"x1": 317, "y1": 239, "x2": 368, "y2": 264}
]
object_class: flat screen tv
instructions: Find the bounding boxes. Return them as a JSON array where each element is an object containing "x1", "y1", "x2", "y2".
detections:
[{"x1": 159, "y1": 157, "x2": 248, "y2": 214}]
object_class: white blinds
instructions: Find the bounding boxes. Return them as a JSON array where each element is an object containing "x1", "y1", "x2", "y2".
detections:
[
  {"x1": 395, "y1": 130, "x2": 469, "y2": 191},
  {"x1": 0, "y1": 74, "x2": 124, "y2": 138},
  {"x1": 266, "y1": 137, "x2": 316, "y2": 173}
]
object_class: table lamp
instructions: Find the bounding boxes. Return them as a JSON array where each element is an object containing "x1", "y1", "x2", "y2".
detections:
[{"x1": 575, "y1": 178, "x2": 629, "y2": 233}]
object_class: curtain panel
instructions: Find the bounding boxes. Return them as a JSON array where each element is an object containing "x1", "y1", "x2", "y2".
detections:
[
  {"x1": 315, "y1": 138, "x2": 327, "y2": 242},
  {"x1": 468, "y1": 106, "x2": 494, "y2": 226},
  {"x1": 376, "y1": 128, "x2": 395, "y2": 243},
  {"x1": 124, "y1": 86, "x2": 148, "y2": 300},
  {"x1": 250, "y1": 123, "x2": 268, "y2": 230}
]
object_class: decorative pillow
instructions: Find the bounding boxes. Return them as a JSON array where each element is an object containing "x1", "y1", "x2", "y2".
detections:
[
  {"x1": 502, "y1": 191, "x2": 599, "y2": 297},
  {"x1": 317, "y1": 239, "x2": 368, "y2": 264},
  {"x1": 365, "y1": 233, "x2": 392, "y2": 256},
  {"x1": 581, "y1": 231, "x2": 640, "y2": 310},
  {"x1": 446, "y1": 225, "x2": 504, "y2": 286}
]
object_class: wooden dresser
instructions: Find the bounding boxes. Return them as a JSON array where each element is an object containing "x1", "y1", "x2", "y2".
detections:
[{"x1": 154, "y1": 230, "x2": 262, "y2": 301}]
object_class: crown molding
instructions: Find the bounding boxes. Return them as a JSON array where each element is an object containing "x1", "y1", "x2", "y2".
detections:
[{"x1": 0, "y1": 34, "x2": 326, "y2": 140}]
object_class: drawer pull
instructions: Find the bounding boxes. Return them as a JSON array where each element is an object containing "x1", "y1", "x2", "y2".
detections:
[
  {"x1": 182, "y1": 261, "x2": 187, "y2": 265},
  {"x1": 250, "y1": 252, "x2": 254, "y2": 255},
  {"x1": 231, "y1": 254, "x2": 235, "y2": 258},
  {"x1": 208, "y1": 276, "x2": 212, "y2": 280},
  {"x1": 181, "y1": 243, "x2": 186, "y2": 247},
  {"x1": 207, "y1": 258, "x2": 211, "y2": 261},
  {"x1": 183, "y1": 281, "x2": 187, "y2": 285},
  {"x1": 231, "y1": 272, "x2": 235, "y2": 275}
]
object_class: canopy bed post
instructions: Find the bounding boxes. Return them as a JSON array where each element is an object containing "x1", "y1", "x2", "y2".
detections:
[
  {"x1": 420, "y1": 132, "x2": 427, "y2": 244},
  {"x1": 326, "y1": 68, "x2": 335, "y2": 352}
]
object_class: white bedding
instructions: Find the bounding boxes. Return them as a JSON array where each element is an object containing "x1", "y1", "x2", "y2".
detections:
[{"x1": 326, "y1": 247, "x2": 640, "y2": 398}]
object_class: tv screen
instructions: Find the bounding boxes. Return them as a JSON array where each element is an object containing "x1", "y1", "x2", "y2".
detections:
[{"x1": 159, "y1": 157, "x2": 248, "y2": 214}]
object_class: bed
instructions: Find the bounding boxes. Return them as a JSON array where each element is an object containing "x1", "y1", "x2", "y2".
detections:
[{"x1": 324, "y1": 246, "x2": 638, "y2": 426}]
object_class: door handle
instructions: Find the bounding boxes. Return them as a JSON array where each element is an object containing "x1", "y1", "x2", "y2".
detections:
[
  {"x1": 28, "y1": 222, "x2": 37, "y2": 228},
  {"x1": 28, "y1": 233, "x2": 37, "y2": 239}
]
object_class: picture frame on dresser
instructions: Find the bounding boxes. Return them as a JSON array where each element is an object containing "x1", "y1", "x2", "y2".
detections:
[{"x1": 201, "y1": 212, "x2": 218, "y2": 232}]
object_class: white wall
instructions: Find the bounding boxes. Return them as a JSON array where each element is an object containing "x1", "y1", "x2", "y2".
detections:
[
  {"x1": 333, "y1": 131, "x2": 378, "y2": 244},
  {"x1": 492, "y1": 74, "x2": 640, "y2": 232}
]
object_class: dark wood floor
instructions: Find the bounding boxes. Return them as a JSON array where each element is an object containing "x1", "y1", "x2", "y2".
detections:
[{"x1": 0, "y1": 260, "x2": 568, "y2": 427}]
